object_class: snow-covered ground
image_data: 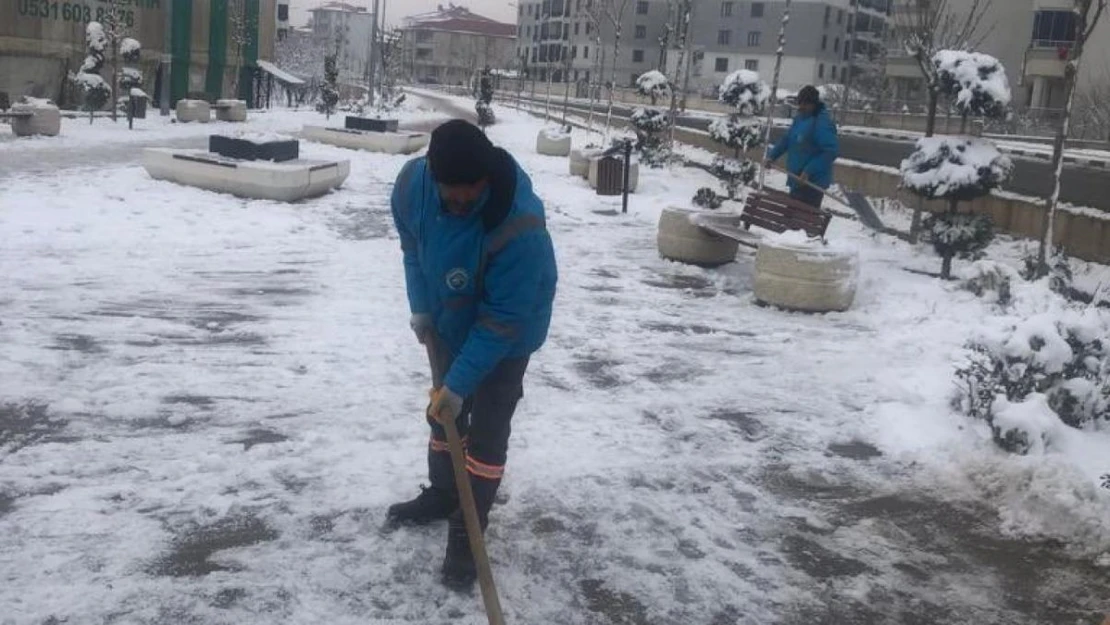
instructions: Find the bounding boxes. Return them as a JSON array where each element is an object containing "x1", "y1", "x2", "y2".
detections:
[{"x1": 2, "y1": 94, "x2": 1109, "y2": 625}]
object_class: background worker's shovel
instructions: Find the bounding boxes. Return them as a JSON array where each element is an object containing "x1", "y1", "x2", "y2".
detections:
[
  {"x1": 425, "y1": 334, "x2": 506, "y2": 625},
  {"x1": 765, "y1": 161, "x2": 885, "y2": 232}
]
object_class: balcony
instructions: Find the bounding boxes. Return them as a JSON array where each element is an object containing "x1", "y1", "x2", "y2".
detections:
[{"x1": 1024, "y1": 42, "x2": 1072, "y2": 78}]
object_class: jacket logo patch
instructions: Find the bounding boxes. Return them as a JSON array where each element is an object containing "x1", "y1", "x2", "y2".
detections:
[{"x1": 446, "y1": 268, "x2": 470, "y2": 291}]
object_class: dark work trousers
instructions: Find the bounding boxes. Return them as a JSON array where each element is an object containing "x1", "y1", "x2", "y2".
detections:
[
  {"x1": 426, "y1": 336, "x2": 529, "y2": 528},
  {"x1": 790, "y1": 184, "x2": 826, "y2": 209}
]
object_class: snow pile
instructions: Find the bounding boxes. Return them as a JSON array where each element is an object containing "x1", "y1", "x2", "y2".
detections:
[
  {"x1": 230, "y1": 130, "x2": 293, "y2": 143},
  {"x1": 17, "y1": 96, "x2": 55, "y2": 108},
  {"x1": 635, "y1": 70, "x2": 670, "y2": 101},
  {"x1": 957, "y1": 259, "x2": 1021, "y2": 305},
  {"x1": 71, "y1": 72, "x2": 108, "y2": 91},
  {"x1": 900, "y1": 136, "x2": 1013, "y2": 200},
  {"x1": 718, "y1": 69, "x2": 771, "y2": 114},
  {"x1": 933, "y1": 50, "x2": 1011, "y2": 118},
  {"x1": 707, "y1": 116, "x2": 763, "y2": 151},
  {"x1": 766, "y1": 228, "x2": 819, "y2": 247},
  {"x1": 540, "y1": 126, "x2": 571, "y2": 140}
]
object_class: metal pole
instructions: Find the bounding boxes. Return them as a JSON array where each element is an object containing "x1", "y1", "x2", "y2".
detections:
[
  {"x1": 368, "y1": 0, "x2": 379, "y2": 105},
  {"x1": 843, "y1": 0, "x2": 860, "y2": 110},
  {"x1": 621, "y1": 140, "x2": 632, "y2": 213},
  {"x1": 160, "y1": 0, "x2": 172, "y2": 115},
  {"x1": 759, "y1": 0, "x2": 791, "y2": 190},
  {"x1": 379, "y1": 0, "x2": 387, "y2": 99}
]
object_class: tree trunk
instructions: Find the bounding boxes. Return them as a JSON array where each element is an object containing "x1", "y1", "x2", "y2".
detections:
[
  {"x1": 666, "y1": 1, "x2": 690, "y2": 148},
  {"x1": 605, "y1": 34, "x2": 621, "y2": 142},
  {"x1": 909, "y1": 88, "x2": 942, "y2": 242},
  {"x1": 941, "y1": 253, "x2": 954, "y2": 280},
  {"x1": 110, "y1": 42, "x2": 119, "y2": 122}
]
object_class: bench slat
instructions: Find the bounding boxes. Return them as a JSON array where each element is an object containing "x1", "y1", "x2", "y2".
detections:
[
  {"x1": 746, "y1": 203, "x2": 826, "y2": 228},
  {"x1": 743, "y1": 205, "x2": 826, "y2": 232},
  {"x1": 742, "y1": 189, "x2": 832, "y2": 238},
  {"x1": 749, "y1": 197, "x2": 826, "y2": 219}
]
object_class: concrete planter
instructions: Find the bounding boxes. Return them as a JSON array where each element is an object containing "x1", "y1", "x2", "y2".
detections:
[
  {"x1": 569, "y1": 147, "x2": 603, "y2": 177},
  {"x1": 142, "y1": 147, "x2": 349, "y2": 201},
  {"x1": 301, "y1": 125, "x2": 429, "y2": 155},
  {"x1": 345, "y1": 116, "x2": 399, "y2": 132},
  {"x1": 10, "y1": 102, "x2": 61, "y2": 137},
  {"x1": 657, "y1": 207, "x2": 741, "y2": 267},
  {"x1": 588, "y1": 157, "x2": 638, "y2": 193},
  {"x1": 175, "y1": 99, "x2": 211, "y2": 123},
  {"x1": 536, "y1": 129, "x2": 572, "y2": 156},
  {"x1": 753, "y1": 239, "x2": 859, "y2": 312},
  {"x1": 215, "y1": 99, "x2": 247, "y2": 122}
]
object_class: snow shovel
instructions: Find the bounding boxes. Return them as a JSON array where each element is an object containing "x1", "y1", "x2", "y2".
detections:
[
  {"x1": 425, "y1": 335, "x2": 507, "y2": 625},
  {"x1": 765, "y1": 161, "x2": 886, "y2": 232}
]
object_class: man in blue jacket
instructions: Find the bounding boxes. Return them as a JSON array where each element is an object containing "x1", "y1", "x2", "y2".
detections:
[
  {"x1": 766, "y1": 85, "x2": 840, "y2": 208},
  {"x1": 387, "y1": 119, "x2": 558, "y2": 589}
]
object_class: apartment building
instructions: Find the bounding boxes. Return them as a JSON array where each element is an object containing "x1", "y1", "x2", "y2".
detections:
[
  {"x1": 400, "y1": 5, "x2": 517, "y2": 86},
  {"x1": 886, "y1": 0, "x2": 1110, "y2": 112},
  {"x1": 515, "y1": 0, "x2": 890, "y2": 93},
  {"x1": 309, "y1": 2, "x2": 377, "y2": 83}
]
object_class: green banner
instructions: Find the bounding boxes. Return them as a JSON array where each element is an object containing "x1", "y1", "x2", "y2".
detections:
[
  {"x1": 205, "y1": 0, "x2": 227, "y2": 97},
  {"x1": 170, "y1": 0, "x2": 191, "y2": 103}
]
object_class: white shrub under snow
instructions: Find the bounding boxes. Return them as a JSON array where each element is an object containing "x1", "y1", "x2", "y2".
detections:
[
  {"x1": 900, "y1": 136, "x2": 1013, "y2": 200},
  {"x1": 120, "y1": 37, "x2": 141, "y2": 57},
  {"x1": 707, "y1": 116, "x2": 763, "y2": 152},
  {"x1": 635, "y1": 70, "x2": 670, "y2": 102},
  {"x1": 933, "y1": 50, "x2": 1012, "y2": 119},
  {"x1": 718, "y1": 69, "x2": 771, "y2": 114},
  {"x1": 85, "y1": 22, "x2": 107, "y2": 53}
]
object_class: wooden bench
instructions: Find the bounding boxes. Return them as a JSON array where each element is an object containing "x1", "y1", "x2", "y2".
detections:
[
  {"x1": 691, "y1": 187, "x2": 833, "y2": 248},
  {"x1": 741, "y1": 187, "x2": 832, "y2": 239}
]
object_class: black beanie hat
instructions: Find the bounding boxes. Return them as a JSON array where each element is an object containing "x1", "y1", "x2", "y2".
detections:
[
  {"x1": 798, "y1": 85, "x2": 820, "y2": 105},
  {"x1": 428, "y1": 119, "x2": 495, "y2": 185}
]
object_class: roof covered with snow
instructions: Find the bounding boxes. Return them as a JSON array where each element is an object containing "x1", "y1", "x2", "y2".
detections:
[
  {"x1": 402, "y1": 4, "x2": 516, "y2": 37},
  {"x1": 311, "y1": 2, "x2": 368, "y2": 13}
]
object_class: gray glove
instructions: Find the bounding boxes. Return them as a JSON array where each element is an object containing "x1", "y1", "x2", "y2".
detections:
[
  {"x1": 410, "y1": 313, "x2": 433, "y2": 344},
  {"x1": 429, "y1": 386, "x2": 465, "y2": 424}
]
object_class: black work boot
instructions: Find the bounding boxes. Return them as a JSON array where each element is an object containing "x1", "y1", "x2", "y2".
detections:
[
  {"x1": 441, "y1": 476, "x2": 499, "y2": 590},
  {"x1": 385, "y1": 485, "x2": 457, "y2": 528}
]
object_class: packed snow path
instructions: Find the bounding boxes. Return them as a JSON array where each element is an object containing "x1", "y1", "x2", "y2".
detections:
[{"x1": 2, "y1": 100, "x2": 1109, "y2": 625}]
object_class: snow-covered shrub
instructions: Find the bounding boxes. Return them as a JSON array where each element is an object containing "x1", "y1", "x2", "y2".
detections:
[
  {"x1": 476, "y1": 69, "x2": 495, "y2": 128},
  {"x1": 718, "y1": 69, "x2": 771, "y2": 116},
  {"x1": 1021, "y1": 249, "x2": 1076, "y2": 299},
  {"x1": 476, "y1": 101, "x2": 495, "y2": 127},
  {"x1": 635, "y1": 70, "x2": 669, "y2": 105},
  {"x1": 320, "y1": 50, "x2": 339, "y2": 117},
  {"x1": 958, "y1": 260, "x2": 1018, "y2": 307},
  {"x1": 707, "y1": 116, "x2": 764, "y2": 153},
  {"x1": 70, "y1": 22, "x2": 110, "y2": 120},
  {"x1": 693, "y1": 187, "x2": 724, "y2": 209},
  {"x1": 956, "y1": 309, "x2": 1110, "y2": 453},
  {"x1": 901, "y1": 137, "x2": 1013, "y2": 201},
  {"x1": 933, "y1": 50, "x2": 1011, "y2": 119},
  {"x1": 118, "y1": 37, "x2": 145, "y2": 112},
  {"x1": 922, "y1": 211, "x2": 994, "y2": 261},
  {"x1": 630, "y1": 106, "x2": 671, "y2": 168},
  {"x1": 712, "y1": 156, "x2": 758, "y2": 200}
]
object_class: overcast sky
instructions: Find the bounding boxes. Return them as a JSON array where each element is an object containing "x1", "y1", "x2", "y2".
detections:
[{"x1": 289, "y1": 0, "x2": 518, "y2": 29}]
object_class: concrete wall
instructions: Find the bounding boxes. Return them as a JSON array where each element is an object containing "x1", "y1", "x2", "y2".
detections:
[{"x1": 833, "y1": 162, "x2": 1110, "y2": 264}]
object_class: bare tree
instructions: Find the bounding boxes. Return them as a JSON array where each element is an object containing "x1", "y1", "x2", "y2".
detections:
[
  {"x1": 601, "y1": 0, "x2": 634, "y2": 141},
  {"x1": 1036, "y1": 0, "x2": 1108, "y2": 273},
  {"x1": 583, "y1": 0, "x2": 607, "y2": 136},
  {"x1": 665, "y1": 0, "x2": 692, "y2": 147},
  {"x1": 894, "y1": 0, "x2": 995, "y2": 240},
  {"x1": 1072, "y1": 75, "x2": 1110, "y2": 141},
  {"x1": 96, "y1": 0, "x2": 132, "y2": 122},
  {"x1": 229, "y1": 0, "x2": 256, "y2": 99}
]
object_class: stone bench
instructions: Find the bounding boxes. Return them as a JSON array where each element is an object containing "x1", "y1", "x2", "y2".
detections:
[
  {"x1": 142, "y1": 147, "x2": 350, "y2": 201},
  {"x1": 4, "y1": 101, "x2": 61, "y2": 137},
  {"x1": 301, "y1": 125, "x2": 429, "y2": 155},
  {"x1": 175, "y1": 99, "x2": 211, "y2": 123},
  {"x1": 214, "y1": 99, "x2": 247, "y2": 122}
]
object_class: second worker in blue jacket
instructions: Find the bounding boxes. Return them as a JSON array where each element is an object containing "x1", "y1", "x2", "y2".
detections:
[
  {"x1": 767, "y1": 85, "x2": 840, "y2": 208},
  {"x1": 387, "y1": 119, "x2": 558, "y2": 590}
]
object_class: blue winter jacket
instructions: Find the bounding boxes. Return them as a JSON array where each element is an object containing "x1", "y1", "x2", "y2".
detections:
[
  {"x1": 390, "y1": 149, "x2": 557, "y2": 398},
  {"x1": 768, "y1": 102, "x2": 840, "y2": 191}
]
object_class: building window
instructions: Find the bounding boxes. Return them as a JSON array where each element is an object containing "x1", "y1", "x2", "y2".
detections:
[
  {"x1": 278, "y1": 4, "x2": 289, "y2": 20},
  {"x1": 834, "y1": 37, "x2": 840, "y2": 52},
  {"x1": 636, "y1": 1, "x2": 649, "y2": 15},
  {"x1": 636, "y1": 25, "x2": 647, "y2": 39},
  {"x1": 844, "y1": 45, "x2": 850, "y2": 61},
  {"x1": 416, "y1": 30, "x2": 433, "y2": 43},
  {"x1": 583, "y1": 45, "x2": 589, "y2": 59},
  {"x1": 519, "y1": 4, "x2": 524, "y2": 16},
  {"x1": 821, "y1": 34, "x2": 827, "y2": 50},
  {"x1": 564, "y1": 28, "x2": 569, "y2": 40},
  {"x1": 824, "y1": 5, "x2": 830, "y2": 26},
  {"x1": 715, "y1": 57, "x2": 729, "y2": 72},
  {"x1": 818, "y1": 63, "x2": 824, "y2": 79},
  {"x1": 745, "y1": 59, "x2": 759, "y2": 71},
  {"x1": 748, "y1": 31, "x2": 761, "y2": 47},
  {"x1": 838, "y1": 9, "x2": 844, "y2": 24},
  {"x1": 528, "y1": 4, "x2": 533, "y2": 16},
  {"x1": 751, "y1": 2, "x2": 764, "y2": 17},
  {"x1": 526, "y1": 25, "x2": 532, "y2": 37},
  {"x1": 572, "y1": 45, "x2": 578, "y2": 58},
  {"x1": 540, "y1": 46, "x2": 547, "y2": 62},
  {"x1": 718, "y1": 30, "x2": 731, "y2": 45},
  {"x1": 586, "y1": 22, "x2": 592, "y2": 34},
  {"x1": 721, "y1": 2, "x2": 733, "y2": 17},
  {"x1": 632, "y1": 49, "x2": 645, "y2": 62},
  {"x1": 552, "y1": 22, "x2": 561, "y2": 39},
  {"x1": 416, "y1": 48, "x2": 431, "y2": 60},
  {"x1": 575, "y1": 22, "x2": 580, "y2": 35},
  {"x1": 832, "y1": 65, "x2": 838, "y2": 80},
  {"x1": 1031, "y1": 10, "x2": 1078, "y2": 47}
]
